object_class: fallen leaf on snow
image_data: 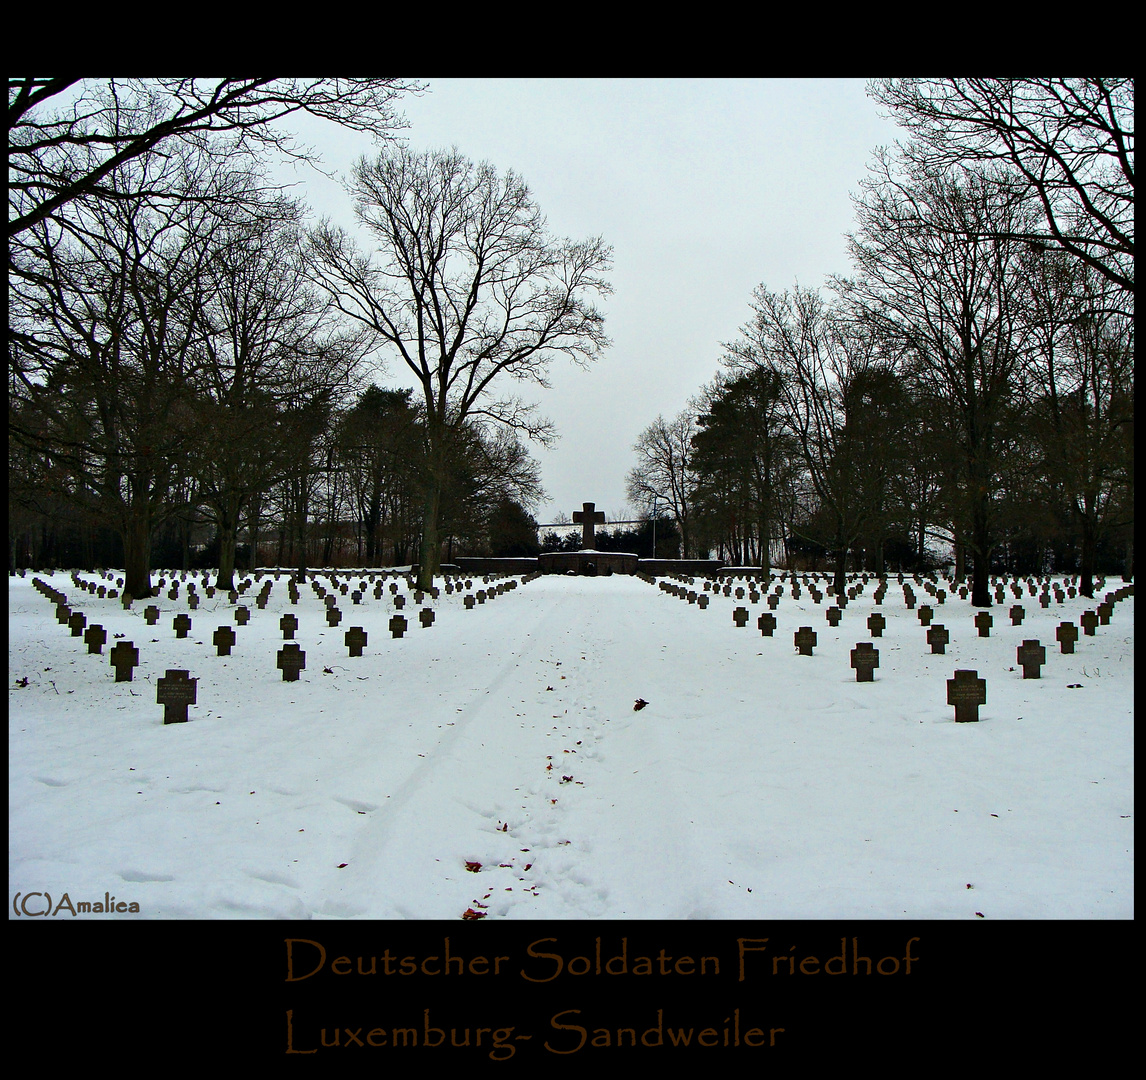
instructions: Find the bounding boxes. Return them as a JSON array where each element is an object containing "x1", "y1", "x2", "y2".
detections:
[{"x1": 465, "y1": 861, "x2": 482, "y2": 873}]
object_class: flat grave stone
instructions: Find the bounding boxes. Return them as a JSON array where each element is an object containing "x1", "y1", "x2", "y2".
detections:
[
  {"x1": 947, "y1": 669, "x2": 986, "y2": 723},
  {"x1": 757, "y1": 612, "x2": 776, "y2": 637},
  {"x1": 110, "y1": 641, "x2": 139, "y2": 682},
  {"x1": 1056, "y1": 621, "x2": 1078, "y2": 654},
  {"x1": 850, "y1": 642, "x2": 879, "y2": 682},
  {"x1": 389, "y1": 614, "x2": 408, "y2": 639},
  {"x1": 213, "y1": 626, "x2": 236, "y2": 656},
  {"x1": 172, "y1": 613, "x2": 192, "y2": 639},
  {"x1": 974, "y1": 612, "x2": 993, "y2": 637},
  {"x1": 277, "y1": 643, "x2": 306, "y2": 682},
  {"x1": 927, "y1": 625, "x2": 950, "y2": 654},
  {"x1": 867, "y1": 612, "x2": 886, "y2": 637},
  {"x1": 794, "y1": 626, "x2": 817, "y2": 656},
  {"x1": 1016, "y1": 640, "x2": 1046, "y2": 679},
  {"x1": 157, "y1": 669, "x2": 197, "y2": 724},
  {"x1": 84, "y1": 624, "x2": 107, "y2": 654},
  {"x1": 345, "y1": 626, "x2": 367, "y2": 656}
]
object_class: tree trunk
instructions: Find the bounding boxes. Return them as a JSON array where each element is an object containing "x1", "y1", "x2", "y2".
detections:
[
  {"x1": 970, "y1": 497, "x2": 992, "y2": 607},
  {"x1": 121, "y1": 509, "x2": 153, "y2": 598},
  {"x1": 417, "y1": 475, "x2": 442, "y2": 590}
]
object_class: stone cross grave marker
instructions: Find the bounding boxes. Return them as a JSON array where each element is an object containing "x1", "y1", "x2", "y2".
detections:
[
  {"x1": 794, "y1": 626, "x2": 817, "y2": 656},
  {"x1": 477, "y1": 590, "x2": 487, "y2": 604},
  {"x1": 826, "y1": 606, "x2": 841, "y2": 626},
  {"x1": 572, "y1": 502, "x2": 606, "y2": 548},
  {"x1": 757, "y1": 612, "x2": 776, "y2": 636},
  {"x1": 419, "y1": 608, "x2": 435, "y2": 628},
  {"x1": 56, "y1": 603, "x2": 71, "y2": 625},
  {"x1": 277, "y1": 643, "x2": 306, "y2": 682},
  {"x1": 918, "y1": 605, "x2": 933, "y2": 626},
  {"x1": 1010, "y1": 605, "x2": 1025, "y2": 626},
  {"x1": 1056, "y1": 621, "x2": 1078, "y2": 654},
  {"x1": 84, "y1": 624, "x2": 106, "y2": 654},
  {"x1": 188, "y1": 592, "x2": 199, "y2": 610},
  {"x1": 1016, "y1": 640, "x2": 1046, "y2": 679},
  {"x1": 389, "y1": 614, "x2": 408, "y2": 638},
  {"x1": 279, "y1": 613, "x2": 298, "y2": 640},
  {"x1": 697, "y1": 594, "x2": 709, "y2": 609},
  {"x1": 110, "y1": 641, "x2": 139, "y2": 682},
  {"x1": 927, "y1": 624, "x2": 950, "y2": 654},
  {"x1": 172, "y1": 613, "x2": 191, "y2": 639},
  {"x1": 850, "y1": 642, "x2": 879, "y2": 682},
  {"x1": 394, "y1": 594, "x2": 406, "y2": 609},
  {"x1": 121, "y1": 592, "x2": 133, "y2": 609},
  {"x1": 732, "y1": 607, "x2": 749, "y2": 628},
  {"x1": 326, "y1": 607, "x2": 342, "y2": 627},
  {"x1": 145, "y1": 605, "x2": 160, "y2": 625},
  {"x1": 1096, "y1": 602, "x2": 1112, "y2": 625},
  {"x1": 767, "y1": 594, "x2": 780, "y2": 610},
  {"x1": 974, "y1": 612, "x2": 993, "y2": 637},
  {"x1": 156, "y1": 669, "x2": 197, "y2": 724},
  {"x1": 213, "y1": 626, "x2": 236, "y2": 656},
  {"x1": 1079, "y1": 611, "x2": 1098, "y2": 636},
  {"x1": 69, "y1": 611, "x2": 86, "y2": 637},
  {"x1": 235, "y1": 606, "x2": 250, "y2": 626},
  {"x1": 867, "y1": 612, "x2": 886, "y2": 637},
  {"x1": 464, "y1": 594, "x2": 475, "y2": 610},
  {"x1": 345, "y1": 626, "x2": 367, "y2": 656},
  {"x1": 947, "y1": 670, "x2": 986, "y2": 723}
]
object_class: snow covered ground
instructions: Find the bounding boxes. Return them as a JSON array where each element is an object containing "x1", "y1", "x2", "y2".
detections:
[{"x1": 9, "y1": 569, "x2": 1133, "y2": 920}]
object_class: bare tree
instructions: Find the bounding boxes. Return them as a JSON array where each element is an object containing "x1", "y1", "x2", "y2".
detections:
[
  {"x1": 868, "y1": 78, "x2": 1134, "y2": 296},
  {"x1": 9, "y1": 139, "x2": 255, "y2": 596},
  {"x1": 728, "y1": 286, "x2": 894, "y2": 594},
  {"x1": 191, "y1": 201, "x2": 365, "y2": 590},
  {"x1": 626, "y1": 411, "x2": 699, "y2": 557},
  {"x1": 307, "y1": 146, "x2": 611, "y2": 589},
  {"x1": 844, "y1": 154, "x2": 1039, "y2": 605},
  {"x1": 8, "y1": 77, "x2": 420, "y2": 242}
]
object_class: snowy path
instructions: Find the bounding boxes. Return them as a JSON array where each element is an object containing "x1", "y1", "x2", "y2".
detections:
[{"x1": 9, "y1": 572, "x2": 1134, "y2": 919}]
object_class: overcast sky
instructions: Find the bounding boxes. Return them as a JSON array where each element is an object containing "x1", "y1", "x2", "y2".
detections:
[{"x1": 278, "y1": 79, "x2": 905, "y2": 526}]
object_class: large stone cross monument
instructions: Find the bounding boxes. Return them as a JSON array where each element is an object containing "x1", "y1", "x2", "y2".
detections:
[
  {"x1": 537, "y1": 500, "x2": 638, "y2": 576},
  {"x1": 572, "y1": 502, "x2": 607, "y2": 548}
]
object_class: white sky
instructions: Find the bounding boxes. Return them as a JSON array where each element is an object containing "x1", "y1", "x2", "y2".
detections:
[{"x1": 276, "y1": 79, "x2": 905, "y2": 525}]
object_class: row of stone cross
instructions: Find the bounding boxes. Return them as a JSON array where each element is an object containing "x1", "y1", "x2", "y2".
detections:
[
  {"x1": 31, "y1": 571, "x2": 531, "y2": 725},
  {"x1": 650, "y1": 576, "x2": 1132, "y2": 723}
]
